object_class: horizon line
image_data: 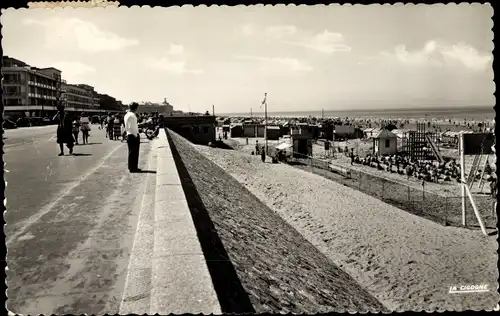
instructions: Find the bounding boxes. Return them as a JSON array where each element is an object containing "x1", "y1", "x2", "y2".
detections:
[{"x1": 217, "y1": 104, "x2": 494, "y2": 116}]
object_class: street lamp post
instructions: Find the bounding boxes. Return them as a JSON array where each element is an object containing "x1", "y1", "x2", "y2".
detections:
[{"x1": 262, "y1": 93, "x2": 268, "y2": 155}]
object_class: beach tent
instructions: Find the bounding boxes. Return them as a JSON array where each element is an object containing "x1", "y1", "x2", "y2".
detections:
[
  {"x1": 276, "y1": 142, "x2": 293, "y2": 150},
  {"x1": 266, "y1": 126, "x2": 281, "y2": 140},
  {"x1": 391, "y1": 129, "x2": 410, "y2": 139},
  {"x1": 230, "y1": 123, "x2": 243, "y2": 138},
  {"x1": 363, "y1": 128, "x2": 381, "y2": 139},
  {"x1": 373, "y1": 129, "x2": 398, "y2": 156}
]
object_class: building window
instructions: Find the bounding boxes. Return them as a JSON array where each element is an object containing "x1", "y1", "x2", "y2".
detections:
[
  {"x1": 385, "y1": 139, "x2": 390, "y2": 148},
  {"x1": 203, "y1": 126, "x2": 209, "y2": 133}
]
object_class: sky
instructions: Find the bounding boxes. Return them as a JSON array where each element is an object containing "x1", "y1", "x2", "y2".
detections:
[{"x1": 1, "y1": 4, "x2": 494, "y2": 114}]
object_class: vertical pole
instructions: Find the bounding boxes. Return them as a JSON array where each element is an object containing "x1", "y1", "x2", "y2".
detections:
[
  {"x1": 212, "y1": 104, "x2": 215, "y2": 117},
  {"x1": 407, "y1": 185, "x2": 410, "y2": 204},
  {"x1": 460, "y1": 132, "x2": 467, "y2": 226},
  {"x1": 422, "y1": 181, "x2": 425, "y2": 201},
  {"x1": 265, "y1": 93, "x2": 268, "y2": 155}
]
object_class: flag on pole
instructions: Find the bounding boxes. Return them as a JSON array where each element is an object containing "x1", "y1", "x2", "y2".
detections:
[{"x1": 261, "y1": 93, "x2": 267, "y2": 108}]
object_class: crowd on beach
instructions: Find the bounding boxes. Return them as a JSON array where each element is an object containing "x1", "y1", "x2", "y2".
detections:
[
  {"x1": 221, "y1": 112, "x2": 497, "y2": 196},
  {"x1": 228, "y1": 115, "x2": 494, "y2": 134}
]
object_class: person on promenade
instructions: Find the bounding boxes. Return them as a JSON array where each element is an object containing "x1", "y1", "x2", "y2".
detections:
[
  {"x1": 107, "y1": 114, "x2": 115, "y2": 139},
  {"x1": 124, "y1": 103, "x2": 141, "y2": 173},
  {"x1": 80, "y1": 112, "x2": 91, "y2": 145},
  {"x1": 72, "y1": 117, "x2": 81, "y2": 145},
  {"x1": 53, "y1": 105, "x2": 74, "y2": 156},
  {"x1": 113, "y1": 114, "x2": 122, "y2": 140},
  {"x1": 261, "y1": 146, "x2": 266, "y2": 163},
  {"x1": 489, "y1": 176, "x2": 497, "y2": 198}
]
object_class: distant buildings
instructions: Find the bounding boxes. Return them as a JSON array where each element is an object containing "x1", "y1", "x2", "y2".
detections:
[
  {"x1": 61, "y1": 82, "x2": 100, "y2": 112},
  {"x1": 2, "y1": 56, "x2": 62, "y2": 117},
  {"x1": 2, "y1": 56, "x2": 124, "y2": 118},
  {"x1": 163, "y1": 115, "x2": 216, "y2": 145},
  {"x1": 97, "y1": 93, "x2": 125, "y2": 112},
  {"x1": 137, "y1": 98, "x2": 174, "y2": 115}
]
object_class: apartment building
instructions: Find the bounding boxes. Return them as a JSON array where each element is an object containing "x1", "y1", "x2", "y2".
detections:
[
  {"x1": 2, "y1": 56, "x2": 62, "y2": 117},
  {"x1": 61, "y1": 82, "x2": 101, "y2": 111}
]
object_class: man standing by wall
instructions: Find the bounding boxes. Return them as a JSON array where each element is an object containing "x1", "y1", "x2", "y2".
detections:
[{"x1": 124, "y1": 102, "x2": 141, "y2": 173}]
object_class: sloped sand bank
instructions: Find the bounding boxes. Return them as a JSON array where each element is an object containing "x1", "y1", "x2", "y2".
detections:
[
  {"x1": 193, "y1": 137, "x2": 498, "y2": 312},
  {"x1": 167, "y1": 130, "x2": 387, "y2": 313}
]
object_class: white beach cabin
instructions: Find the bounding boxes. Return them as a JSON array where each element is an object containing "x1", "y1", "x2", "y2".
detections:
[{"x1": 373, "y1": 129, "x2": 398, "y2": 156}]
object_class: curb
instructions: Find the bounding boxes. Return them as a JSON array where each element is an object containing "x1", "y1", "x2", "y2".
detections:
[{"x1": 150, "y1": 130, "x2": 222, "y2": 314}]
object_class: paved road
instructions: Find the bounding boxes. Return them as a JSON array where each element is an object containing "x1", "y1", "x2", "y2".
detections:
[
  {"x1": 5, "y1": 125, "x2": 158, "y2": 314},
  {"x1": 3, "y1": 125, "x2": 60, "y2": 148}
]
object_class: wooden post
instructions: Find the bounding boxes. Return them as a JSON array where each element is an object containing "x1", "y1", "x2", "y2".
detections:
[
  {"x1": 460, "y1": 132, "x2": 467, "y2": 226},
  {"x1": 264, "y1": 94, "x2": 268, "y2": 155},
  {"x1": 422, "y1": 180, "x2": 425, "y2": 201},
  {"x1": 464, "y1": 183, "x2": 488, "y2": 236},
  {"x1": 381, "y1": 180, "x2": 385, "y2": 200},
  {"x1": 407, "y1": 185, "x2": 410, "y2": 204}
]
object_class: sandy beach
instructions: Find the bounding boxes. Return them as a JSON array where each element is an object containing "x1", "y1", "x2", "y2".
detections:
[{"x1": 193, "y1": 143, "x2": 498, "y2": 312}]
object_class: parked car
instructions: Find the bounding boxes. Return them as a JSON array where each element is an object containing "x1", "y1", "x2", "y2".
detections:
[
  {"x1": 3, "y1": 119, "x2": 17, "y2": 129},
  {"x1": 91, "y1": 115, "x2": 100, "y2": 124},
  {"x1": 42, "y1": 117, "x2": 52, "y2": 125},
  {"x1": 16, "y1": 117, "x2": 31, "y2": 127},
  {"x1": 51, "y1": 115, "x2": 60, "y2": 125},
  {"x1": 30, "y1": 117, "x2": 44, "y2": 126}
]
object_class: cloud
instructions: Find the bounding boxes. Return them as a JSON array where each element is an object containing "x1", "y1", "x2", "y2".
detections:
[
  {"x1": 168, "y1": 44, "x2": 185, "y2": 55},
  {"x1": 373, "y1": 40, "x2": 492, "y2": 71},
  {"x1": 51, "y1": 61, "x2": 97, "y2": 83},
  {"x1": 239, "y1": 23, "x2": 256, "y2": 36},
  {"x1": 266, "y1": 25, "x2": 297, "y2": 38},
  {"x1": 286, "y1": 30, "x2": 351, "y2": 53},
  {"x1": 52, "y1": 61, "x2": 96, "y2": 75},
  {"x1": 234, "y1": 55, "x2": 313, "y2": 72},
  {"x1": 23, "y1": 17, "x2": 139, "y2": 53},
  {"x1": 51, "y1": 61, "x2": 96, "y2": 82},
  {"x1": 149, "y1": 57, "x2": 203, "y2": 75},
  {"x1": 441, "y1": 43, "x2": 492, "y2": 71}
]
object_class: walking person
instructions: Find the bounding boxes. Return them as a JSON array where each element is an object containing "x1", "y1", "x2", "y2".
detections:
[
  {"x1": 113, "y1": 114, "x2": 122, "y2": 140},
  {"x1": 124, "y1": 103, "x2": 141, "y2": 173},
  {"x1": 72, "y1": 117, "x2": 81, "y2": 145},
  {"x1": 80, "y1": 112, "x2": 91, "y2": 145},
  {"x1": 107, "y1": 114, "x2": 115, "y2": 139},
  {"x1": 53, "y1": 105, "x2": 74, "y2": 156}
]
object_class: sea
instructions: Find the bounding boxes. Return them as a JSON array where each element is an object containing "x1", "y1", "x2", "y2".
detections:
[{"x1": 221, "y1": 106, "x2": 495, "y2": 122}]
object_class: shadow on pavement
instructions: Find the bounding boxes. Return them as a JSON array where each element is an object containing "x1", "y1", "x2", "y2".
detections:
[
  {"x1": 135, "y1": 170, "x2": 156, "y2": 174},
  {"x1": 85, "y1": 142, "x2": 103, "y2": 145},
  {"x1": 71, "y1": 153, "x2": 92, "y2": 156}
]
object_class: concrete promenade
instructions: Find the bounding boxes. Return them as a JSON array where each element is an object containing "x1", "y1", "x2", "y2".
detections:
[
  {"x1": 5, "y1": 125, "x2": 220, "y2": 314},
  {"x1": 119, "y1": 131, "x2": 221, "y2": 314}
]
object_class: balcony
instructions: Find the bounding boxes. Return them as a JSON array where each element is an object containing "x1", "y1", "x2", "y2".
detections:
[
  {"x1": 4, "y1": 93, "x2": 23, "y2": 98},
  {"x1": 3, "y1": 80, "x2": 26, "y2": 85}
]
